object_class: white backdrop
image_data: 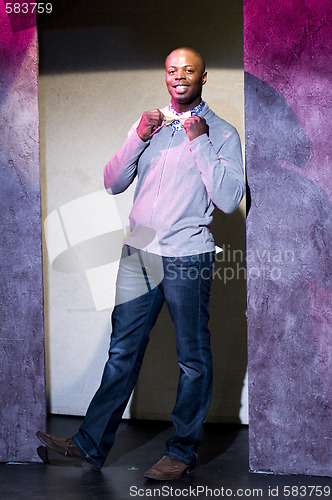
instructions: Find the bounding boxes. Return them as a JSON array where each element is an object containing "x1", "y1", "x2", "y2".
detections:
[{"x1": 39, "y1": 26, "x2": 247, "y2": 423}]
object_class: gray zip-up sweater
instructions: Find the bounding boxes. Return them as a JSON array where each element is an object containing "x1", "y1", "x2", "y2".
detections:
[{"x1": 104, "y1": 103, "x2": 245, "y2": 257}]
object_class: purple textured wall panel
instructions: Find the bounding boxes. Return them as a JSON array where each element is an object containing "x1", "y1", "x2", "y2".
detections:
[
  {"x1": 244, "y1": 0, "x2": 332, "y2": 476},
  {"x1": 0, "y1": 6, "x2": 46, "y2": 462}
]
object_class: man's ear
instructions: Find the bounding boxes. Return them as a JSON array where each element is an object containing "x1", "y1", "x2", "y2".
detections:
[{"x1": 202, "y1": 71, "x2": 207, "y2": 85}]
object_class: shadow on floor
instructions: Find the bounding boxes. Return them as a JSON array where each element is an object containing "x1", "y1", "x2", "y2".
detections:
[{"x1": 0, "y1": 415, "x2": 331, "y2": 500}]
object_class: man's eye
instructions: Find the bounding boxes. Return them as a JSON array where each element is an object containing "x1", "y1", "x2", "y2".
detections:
[{"x1": 186, "y1": 69, "x2": 194, "y2": 73}]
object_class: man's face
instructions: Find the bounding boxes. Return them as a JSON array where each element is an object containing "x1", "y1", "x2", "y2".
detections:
[{"x1": 165, "y1": 49, "x2": 207, "y2": 111}]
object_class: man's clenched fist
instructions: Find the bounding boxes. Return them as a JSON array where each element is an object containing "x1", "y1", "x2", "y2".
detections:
[
  {"x1": 183, "y1": 116, "x2": 208, "y2": 141},
  {"x1": 137, "y1": 109, "x2": 165, "y2": 141}
]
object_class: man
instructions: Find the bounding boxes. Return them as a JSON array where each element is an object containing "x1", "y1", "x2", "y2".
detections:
[{"x1": 37, "y1": 47, "x2": 244, "y2": 480}]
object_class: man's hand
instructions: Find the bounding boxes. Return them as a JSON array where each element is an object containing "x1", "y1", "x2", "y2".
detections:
[
  {"x1": 183, "y1": 116, "x2": 208, "y2": 141},
  {"x1": 137, "y1": 109, "x2": 165, "y2": 141}
]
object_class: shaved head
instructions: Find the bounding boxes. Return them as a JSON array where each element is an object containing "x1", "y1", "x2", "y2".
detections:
[{"x1": 165, "y1": 47, "x2": 206, "y2": 74}]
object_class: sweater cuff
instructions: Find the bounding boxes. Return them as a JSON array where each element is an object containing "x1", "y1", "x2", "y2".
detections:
[{"x1": 188, "y1": 133, "x2": 210, "y2": 152}]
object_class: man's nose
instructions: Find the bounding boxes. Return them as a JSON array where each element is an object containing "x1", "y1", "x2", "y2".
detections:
[{"x1": 175, "y1": 69, "x2": 186, "y2": 79}]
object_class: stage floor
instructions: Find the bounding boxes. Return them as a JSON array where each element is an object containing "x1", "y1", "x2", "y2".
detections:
[{"x1": 1, "y1": 415, "x2": 331, "y2": 499}]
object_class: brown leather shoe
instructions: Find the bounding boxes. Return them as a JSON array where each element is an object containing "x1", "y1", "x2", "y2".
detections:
[
  {"x1": 36, "y1": 431, "x2": 100, "y2": 470},
  {"x1": 144, "y1": 456, "x2": 194, "y2": 480}
]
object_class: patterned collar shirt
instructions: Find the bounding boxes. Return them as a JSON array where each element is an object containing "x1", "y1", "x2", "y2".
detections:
[{"x1": 167, "y1": 99, "x2": 206, "y2": 132}]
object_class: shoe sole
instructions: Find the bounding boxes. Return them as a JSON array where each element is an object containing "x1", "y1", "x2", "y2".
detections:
[{"x1": 36, "y1": 432, "x2": 100, "y2": 471}]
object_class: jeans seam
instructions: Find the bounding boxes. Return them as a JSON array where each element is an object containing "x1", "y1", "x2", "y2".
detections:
[
  {"x1": 101, "y1": 287, "x2": 164, "y2": 443},
  {"x1": 132, "y1": 285, "x2": 163, "y2": 370},
  {"x1": 101, "y1": 290, "x2": 163, "y2": 452},
  {"x1": 71, "y1": 436, "x2": 102, "y2": 468},
  {"x1": 137, "y1": 250, "x2": 152, "y2": 292}
]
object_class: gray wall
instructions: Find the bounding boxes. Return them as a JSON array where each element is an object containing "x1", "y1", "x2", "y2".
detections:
[
  {"x1": 245, "y1": 0, "x2": 332, "y2": 477},
  {"x1": 0, "y1": 8, "x2": 46, "y2": 462},
  {"x1": 38, "y1": 0, "x2": 247, "y2": 423}
]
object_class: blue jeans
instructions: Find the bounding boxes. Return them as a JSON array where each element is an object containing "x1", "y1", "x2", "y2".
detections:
[{"x1": 72, "y1": 245, "x2": 215, "y2": 469}]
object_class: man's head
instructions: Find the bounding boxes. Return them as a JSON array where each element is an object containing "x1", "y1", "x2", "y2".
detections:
[{"x1": 165, "y1": 47, "x2": 207, "y2": 113}]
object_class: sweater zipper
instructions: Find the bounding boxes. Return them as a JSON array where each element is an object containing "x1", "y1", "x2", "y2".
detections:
[{"x1": 149, "y1": 130, "x2": 176, "y2": 228}]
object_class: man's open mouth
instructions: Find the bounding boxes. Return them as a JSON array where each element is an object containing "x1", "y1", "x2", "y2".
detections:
[{"x1": 174, "y1": 85, "x2": 189, "y2": 92}]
